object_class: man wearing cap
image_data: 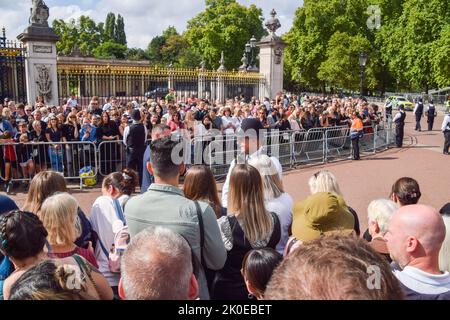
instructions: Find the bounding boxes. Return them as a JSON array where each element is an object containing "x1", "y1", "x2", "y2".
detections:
[
  {"x1": 393, "y1": 105, "x2": 407, "y2": 148},
  {"x1": 221, "y1": 118, "x2": 282, "y2": 208},
  {"x1": 123, "y1": 109, "x2": 148, "y2": 185},
  {"x1": 413, "y1": 98, "x2": 424, "y2": 132}
]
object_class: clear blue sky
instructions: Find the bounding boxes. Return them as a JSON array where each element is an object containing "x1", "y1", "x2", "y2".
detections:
[{"x1": 1, "y1": 0, "x2": 303, "y2": 48}]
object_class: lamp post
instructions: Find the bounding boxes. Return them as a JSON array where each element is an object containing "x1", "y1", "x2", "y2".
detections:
[
  {"x1": 359, "y1": 51, "x2": 368, "y2": 97},
  {"x1": 239, "y1": 36, "x2": 259, "y2": 72}
]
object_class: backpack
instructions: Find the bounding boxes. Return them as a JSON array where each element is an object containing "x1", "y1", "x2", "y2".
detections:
[{"x1": 98, "y1": 199, "x2": 130, "y2": 273}]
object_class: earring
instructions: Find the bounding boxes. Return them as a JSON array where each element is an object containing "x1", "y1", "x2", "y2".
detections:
[{"x1": 248, "y1": 293, "x2": 254, "y2": 300}]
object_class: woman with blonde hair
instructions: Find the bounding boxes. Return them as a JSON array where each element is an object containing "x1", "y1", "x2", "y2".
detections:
[
  {"x1": 211, "y1": 164, "x2": 281, "y2": 300},
  {"x1": 308, "y1": 170, "x2": 360, "y2": 236},
  {"x1": 288, "y1": 110, "x2": 301, "y2": 131},
  {"x1": 248, "y1": 155, "x2": 293, "y2": 254},
  {"x1": 39, "y1": 193, "x2": 98, "y2": 268},
  {"x1": 22, "y1": 171, "x2": 94, "y2": 249}
]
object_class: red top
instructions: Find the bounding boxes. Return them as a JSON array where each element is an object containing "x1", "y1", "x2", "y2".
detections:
[{"x1": 48, "y1": 246, "x2": 99, "y2": 269}]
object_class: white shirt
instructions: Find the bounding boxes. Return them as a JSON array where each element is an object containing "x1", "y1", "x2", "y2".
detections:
[
  {"x1": 123, "y1": 121, "x2": 148, "y2": 147},
  {"x1": 67, "y1": 98, "x2": 77, "y2": 108},
  {"x1": 393, "y1": 111, "x2": 405, "y2": 122},
  {"x1": 89, "y1": 196, "x2": 122, "y2": 286},
  {"x1": 265, "y1": 193, "x2": 293, "y2": 254},
  {"x1": 393, "y1": 266, "x2": 450, "y2": 295},
  {"x1": 222, "y1": 116, "x2": 235, "y2": 135},
  {"x1": 442, "y1": 115, "x2": 450, "y2": 132},
  {"x1": 221, "y1": 147, "x2": 283, "y2": 208}
]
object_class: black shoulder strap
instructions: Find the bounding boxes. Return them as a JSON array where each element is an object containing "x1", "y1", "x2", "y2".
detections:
[{"x1": 194, "y1": 201, "x2": 206, "y2": 268}]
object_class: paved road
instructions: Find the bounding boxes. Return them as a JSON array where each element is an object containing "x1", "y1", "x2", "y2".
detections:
[{"x1": 6, "y1": 113, "x2": 449, "y2": 232}]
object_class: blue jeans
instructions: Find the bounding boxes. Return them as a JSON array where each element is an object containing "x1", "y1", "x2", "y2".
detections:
[{"x1": 48, "y1": 147, "x2": 64, "y2": 172}]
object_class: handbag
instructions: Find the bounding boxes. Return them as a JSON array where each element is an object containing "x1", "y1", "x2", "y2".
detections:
[
  {"x1": 194, "y1": 201, "x2": 216, "y2": 294},
  {"x1": 73, "y1": 254, "x2": 101, "y2": 300}
]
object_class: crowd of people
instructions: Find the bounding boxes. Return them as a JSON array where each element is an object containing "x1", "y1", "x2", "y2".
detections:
[
  {"x1": 0, "y1": 92, "x2": 386, "y2": 193},
  {"x1": 0, "y1": 116, "x2": 449, "y2": 301}
]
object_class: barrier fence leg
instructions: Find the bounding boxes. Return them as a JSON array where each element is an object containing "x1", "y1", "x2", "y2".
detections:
[{"x1": 373, "y1": 126, "x2": 377, "y2": 154}]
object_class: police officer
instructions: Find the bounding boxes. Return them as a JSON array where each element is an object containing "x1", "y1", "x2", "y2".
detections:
[
  {"x1": 393, "y1": 105, "x2": 406, "y2": 148},
  {"x1": 442, "y1": 111, "x2": 450, "y2": 155},
  {"x1": 123, "y1": 109, "x2": 148, "y2": 186},
  {"x1": 426, "y1": 100, "x2": 437, "y2": 131},
  {"x1": 385, "y1": 99, "x2": 393, "y2": 120},
  {"x1": 446, "y1": 96, "x2": 450, "y2": 114},
  {"x1": 413, "y1": 97, "x2": 424, "y2": 131}
]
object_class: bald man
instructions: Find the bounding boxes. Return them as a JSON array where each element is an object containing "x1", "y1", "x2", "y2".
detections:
[{"x1": 385, "y1": 205, "x2": 450, "y2": 299}]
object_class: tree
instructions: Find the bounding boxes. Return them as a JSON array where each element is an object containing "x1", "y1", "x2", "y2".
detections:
[
  {"x1": 52, "y1": 19, "x2": 79, "y2": 55},
  {"x1": 77, "y1": 16, "x2": 102, "y2": 56},
  {"x1": 147, "y1": 35, "x2": 165, "y2": 64},
  {"x1": 146, "y1": 26, "x2": 205, "y2": 68},
  {"x1": 115, "y1": 14, "x2": 127, "y2": 46},
  {"x1": 104, "y1": 13, "x2": 116, "y2": 43},
  {"x1": 94, "y1": 41, "x2": 127, "y2": 59},
  {"x1": 318, "y1": 32, "x2": 377, "y2": 91},
  {"x1": 126, "y1": 48, "x2": 149, "y2": 60},
  {"x1": 376, "y1": 0, "x2": 450, "y2": 92},
  {"x1": 184, "y1": 0, "x2": 266, "y2": 70},
  {"x1": 284, "y1": 0, "x2": 379, "y2": 92}
]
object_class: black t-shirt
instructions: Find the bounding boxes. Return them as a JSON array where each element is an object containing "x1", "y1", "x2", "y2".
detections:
[
  {"x1": 45, "y1": 127, "x2": 63, "y2": 142},
  {"x1": 96, "y1": 122, "x2": 119, "y2": 140},
  {"x1": 62, "y1": 123, "x2": 81, "y2": 141}
]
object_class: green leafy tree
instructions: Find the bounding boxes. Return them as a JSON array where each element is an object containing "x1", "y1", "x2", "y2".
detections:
[
  {"x1": 184, "y1": 0, "x2": 266, "y2": 70},
  {"x1": 318, "y1": 32, "x2": 376, "y2": 91},
  {"x1": 115, "y1": 14, "x2": 127, "y2": 46},
  {"x1": 376, "y1": 0, "x2": 450, "y2": 92},
  {"x1": 52, "y1": 19, "x2": 79, "y2": 55},
  {"x1": 94, "y1": 41, "x2": 127, "y2": 59},
  {"x1": 147, "y1": 35, "x2": 165, "y2": 64},
  {"x1": 285, "y1": 0, "x2": 379, "y2": 92},
  {"x1": 126, "y1": 48, "x2": 149, "y2": 60},
  {"x1": 77, "y1": 16, "x2": 102, "y2": 56},
  {"x1": 104, "y1": 13, "x2": 116, "y2": 42}
]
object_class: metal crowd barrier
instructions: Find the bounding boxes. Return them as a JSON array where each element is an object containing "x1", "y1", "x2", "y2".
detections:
[
  {"x1": 0, "y1": 122, "x2": 396, "y2": 189},
  {"x1": 0, "y1": 141, "x2": 97, "y2": 189}
]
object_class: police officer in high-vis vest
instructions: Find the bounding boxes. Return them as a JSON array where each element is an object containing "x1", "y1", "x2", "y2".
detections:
[
  {"x1": 426, "y1": 100, "x2": 437, "y2": 131},
  {"x1": 414, "y1": 97, "x2": 424, "y2": 132},
  {"x1": 393, "y1": 105, "x2": 406, "y2": 148}
]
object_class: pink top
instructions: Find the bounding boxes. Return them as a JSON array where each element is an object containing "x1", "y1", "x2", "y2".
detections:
[{"x1": 48, "y1": 246, "x2": 99, "y2": 269}]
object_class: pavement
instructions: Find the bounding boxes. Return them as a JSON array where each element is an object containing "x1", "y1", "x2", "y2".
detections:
[{"x1": 5, "y1": 113, "x2": 449, "y2": 232}]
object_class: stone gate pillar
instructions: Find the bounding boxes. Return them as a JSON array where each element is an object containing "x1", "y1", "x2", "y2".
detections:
[
  {"x1": 257, "y1": 9, "x2": 286, "y2": 100},
  {"x1": 18, "y1": 1, "x2": 60, "y2": 106}
]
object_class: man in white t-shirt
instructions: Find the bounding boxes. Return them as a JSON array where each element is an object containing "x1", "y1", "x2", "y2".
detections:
[
  {"x1": 385, "y1": 204, "x2": 450, "y2": 300},
  {"x1": 221, "y1": 118, "x2": 282, "y2": 208}
]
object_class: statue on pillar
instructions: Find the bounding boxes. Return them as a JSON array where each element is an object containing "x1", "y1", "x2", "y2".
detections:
[
  {"x1": 30, "y1": 0, "x2": 50, "y2": 26},
  {"x1": 265, "y1": 9, "x2": 281, "y2": 36}
]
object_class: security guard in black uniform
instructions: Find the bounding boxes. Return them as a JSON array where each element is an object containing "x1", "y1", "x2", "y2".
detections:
[
  {"x1": 426, "y1": 100, "x2": 437, "y2": 131},
  {"x1": 124, "y1": 109, "x2": 147, "y2": 185},
  {"x1": 414, "y1": 98, "x2": 424, "y2": 131},
  {"x1": 393, "y1": 105, "x2": 406, "y2": 148},
  {"x1": 442, "y1": 112, "x2": 450, "y2": 155}
]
